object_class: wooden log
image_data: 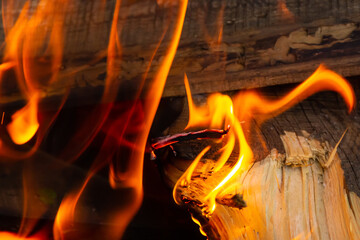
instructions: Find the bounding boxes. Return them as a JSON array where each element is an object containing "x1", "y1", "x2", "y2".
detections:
[
  {"x1": 173, "y1": 131, "x2": 360, "y2": 239},
  {"x1": 3, "y1": 0, "x2": 360, "y2": 103}
]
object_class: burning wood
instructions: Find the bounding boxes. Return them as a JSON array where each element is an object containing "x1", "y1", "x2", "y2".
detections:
[
  {"x1": 171, "y1": 132, "x2": 360, "y2": 239},
  {"x1": 161, "y1": 64, "x2": 358, "y2": 239},
  {"x1": 0, "y1": 0, "x2": 359, "y2": 239},
  {"x1": 150, "y1": 128, "x2": 229, "y2": 159}
]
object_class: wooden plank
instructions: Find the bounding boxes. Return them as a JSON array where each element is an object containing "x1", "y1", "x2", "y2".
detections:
[{"x1": 2, "y1": 0, "x2": 360, "y2": 101}]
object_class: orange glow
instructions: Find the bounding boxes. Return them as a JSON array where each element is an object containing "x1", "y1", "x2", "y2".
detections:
[
  {"x1": 277, "y1": 0, "x2": 295, "y2": 21},
  {"x1": 0, "y1": 232, "x2": 44, "y2": 240},
  {"x1": 7, "y1": 93, "x2": 39, "y2": 145},
  {"x1": 53, "y1": 190, "x2": 82, "y2": 240},
  {"x1": 200, "y1": 1, "x2": 224, "y2": 50},
  {"x1": 0, "y1": 231, "x2": 47, "y2": 240},
  {"x1": 0, "y1": 0, "x2": 356, "y2": 238},
  {"x1": 174, "y1": 65, "x2": 355, "y2": 215}
]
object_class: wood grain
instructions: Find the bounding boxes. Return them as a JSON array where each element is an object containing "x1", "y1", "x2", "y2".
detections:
[{"x1": 2, "y1": 0, "x2": 360, "y2": 102}]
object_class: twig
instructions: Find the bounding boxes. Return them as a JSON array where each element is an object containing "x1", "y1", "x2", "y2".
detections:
[{"x1": 150, "y1": 128, "x2": 229, "y2": 151}]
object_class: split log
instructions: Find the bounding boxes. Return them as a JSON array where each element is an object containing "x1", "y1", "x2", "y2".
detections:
[{"x1": 172, "y1": 131, "x2": 360, "y2": 240}]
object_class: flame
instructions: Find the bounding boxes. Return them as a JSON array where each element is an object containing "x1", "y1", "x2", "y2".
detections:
[
  {"x1": 174, "y1": 65, "x2": 355, "y2": 215},
  {"x1": 53, "y1": 190, "x2": 82, "y2": 240},
  {"x1": 191, "y1": 215, "x2": 207, "y2": 237},
  {"x1": 0, "y1": 232, "x2": 42, "y2": 240},
  {"x1": 53, "y1": 1, "x2": 188, "y2": 239},
  {"x1": 0, "y1": 0, "x2": 71, "y2": 237},
  {"x1": 0, "y1": 0, "x2": 355, "y2": 238},
  {"x1": 0, "y1": 0, "x2": 188, "y2": 238},
  {"x1": 7, "y1": 93, "x2": 39, "y2": 144},
  {"x1": 0, "y1": 0, "x2": 69, "y2": 149},
  {"x1": 233, "y1": 64, "x2": 355, "y2": 123}
]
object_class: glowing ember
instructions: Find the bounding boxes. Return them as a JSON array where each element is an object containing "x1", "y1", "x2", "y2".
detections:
[{"x1": 173, "y1": 65, "x2": 355, "y2": 215}]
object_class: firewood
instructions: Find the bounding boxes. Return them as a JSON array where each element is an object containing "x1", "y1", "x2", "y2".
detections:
[
  {"x1": 3, "y1": 1, "x2": 360, "y2": 103},
  {"x1": 173, "y1": 131, "x2": 360, "y2": 239}
]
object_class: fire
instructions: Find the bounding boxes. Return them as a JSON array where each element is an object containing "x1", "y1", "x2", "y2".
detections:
[
  {"x1": 2, "y1": 0, "x2": 68, "y2": 146},
  {"x1": 191, "y1": 215, "x2": 207, "y2": 237},
  {"x1": 0, "y1": 232, "x2": 42, "y2": 240},
  {"x1": 0, "y1": 0, "x2": 188, "y2": 239},
  {"x1": 53, "y1": 0, "x2": 188, "y2": 239},
  {"x1": 233, "y1": 64, "x2": 354, "y2": 123},
  {"x1": 174, "y1": 65, "x2": 355, "y2": 215},
  {"x1": 7, "y1": 93, "x2": 39, "y2": 144},
  {"x1": 0, "y1": 0, "x2": 356, "y2": 239}
]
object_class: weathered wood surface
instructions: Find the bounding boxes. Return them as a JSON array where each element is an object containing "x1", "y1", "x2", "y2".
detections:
[
  {"x1": 2, "y1": 0, "x2": 360, "y2": 102},
  {"x1": 161, "y1": 78, "x2": 360, "y2": 196},
  {"x1": 173, "y1": 132, "x2": 360, "y2": 239}
]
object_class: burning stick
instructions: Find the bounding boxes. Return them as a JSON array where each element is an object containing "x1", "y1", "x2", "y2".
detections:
[{"x1": 149, "y1": 128, "x2": 229, "y2": 158}]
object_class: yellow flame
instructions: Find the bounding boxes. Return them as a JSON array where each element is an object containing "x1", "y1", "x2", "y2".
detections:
[
  {"x1": 191, "y1": 215, "x2": 207, "y2": 237},
  {"x1": 2, "y1": 0, "x2": 69, "y2": 146},
  {"x1": 204, "y1": 155, "x2": 244, "y2": 212},
  {"x1": 7, "y1": 93, "x2": 39, "y2": 145},
  {"x1": 174, "y1": 65, "x2": 356, "y2": 216},
  {"x1": 173, "y1": 146, "x2": 210, "y2": 204},
  {"x1": 234, "y1": 65, "x2": 355, "y2": 124}
]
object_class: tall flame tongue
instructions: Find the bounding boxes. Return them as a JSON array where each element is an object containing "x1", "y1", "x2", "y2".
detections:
[
  {"x1": 174, "y1": 65, "x2": 355, "y2": 216},
  {"x1": 53, "y1": 1, "x2": 188, "y2": 239}
]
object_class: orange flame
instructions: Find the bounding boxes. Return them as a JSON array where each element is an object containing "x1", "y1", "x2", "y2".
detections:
[
  {"x1": 53, "y1": 1, "x2": 188, "y2": 239},
  {"x1": 1, "y1": 0, "x2": 68, "y2": 148},
  {"x1": 174, "y1": 65, "x2": 355, "y2": 215},
  {"x1": 0, "y1": 0, "x2": 354, "y2": 239},
  {"x1": 233, "y1": 64, "x2": 355, "y2": 123},
  {"x1": 7, "y1": 93, "x2": 39, "y2": 144},
  {"x1": 0, "y1": 232, "x2": 43, "y2": 240}
]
